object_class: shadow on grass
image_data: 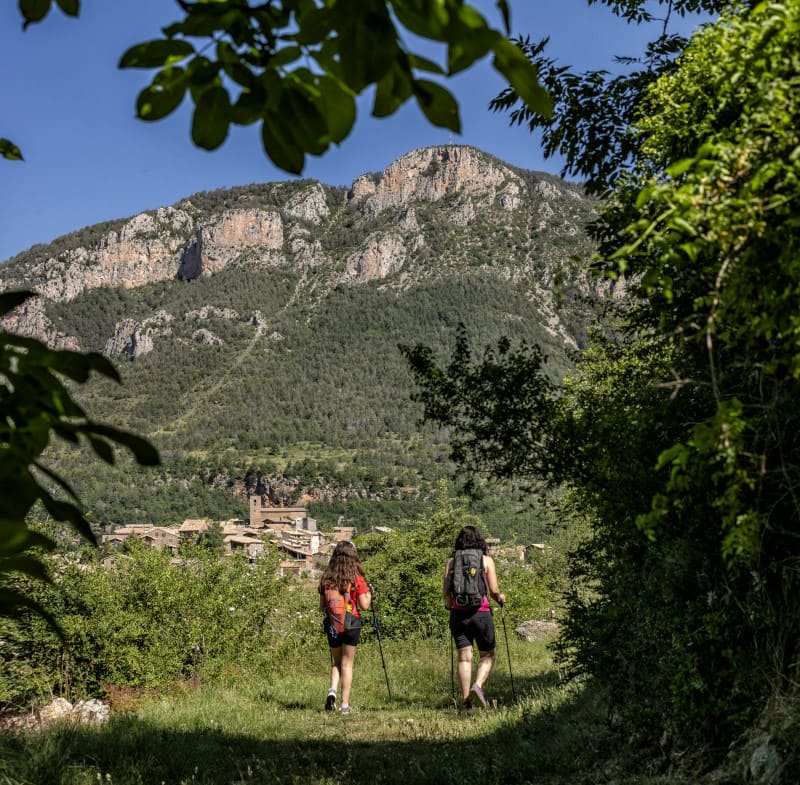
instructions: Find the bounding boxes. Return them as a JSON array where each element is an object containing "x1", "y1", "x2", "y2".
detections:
[{"x1": 0, "y1": 681, "x2": 611, "y2": 785}]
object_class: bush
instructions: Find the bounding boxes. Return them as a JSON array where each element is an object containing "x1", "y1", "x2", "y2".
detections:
[{"x1": 0, "y1": 541, "x2": 284, "y2": 705}]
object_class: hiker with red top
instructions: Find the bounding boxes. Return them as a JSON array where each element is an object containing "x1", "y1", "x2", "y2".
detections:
[
  {"x1": 443, "y1": 525, "x2": 506, "y2": 711},
  {"x1": 319, "y1": 540, "x2": 372, "y2": 714}
]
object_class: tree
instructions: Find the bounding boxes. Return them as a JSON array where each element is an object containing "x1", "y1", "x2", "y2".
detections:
[
  {"x1": 199, "y1": 520, "x2": 226, "y2": 553},
  {"x1": 489, "y1": 0, "x2": 741, "y2": 194},
  {"x1": 404, "y1": 0, "x2": 800, "y2": 763},
  {"x1": 8, "y1": 0, "x2": 551, "y2": 173}
]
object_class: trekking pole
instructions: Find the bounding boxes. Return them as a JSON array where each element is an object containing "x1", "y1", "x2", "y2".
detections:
[
  {"x1": 450, "y1": 629, "x2": 455, "y2": 701},
  {"x1": 370, "y1": 598, "x2": 392, "y2": 700},
  {"x1": 500, "y1": 604, "x2": 516, "y2": 703}
]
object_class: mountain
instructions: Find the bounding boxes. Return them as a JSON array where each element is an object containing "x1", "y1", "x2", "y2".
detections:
[{"x1": 0, "y1": 145, "x2": 607, "y2": 539}]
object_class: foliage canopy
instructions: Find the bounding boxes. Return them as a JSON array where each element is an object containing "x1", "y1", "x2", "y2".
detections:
[
  {"x1": 9, "y1": 0, "x2": 551, "y2": 173},
  {"x1": 406, "y1": 0, "x2": 800, "y2": 761}
]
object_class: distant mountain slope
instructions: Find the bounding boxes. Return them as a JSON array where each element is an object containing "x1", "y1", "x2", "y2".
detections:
[{"x1": 0, "y1": 146, "x2": 608, "y2": 536}]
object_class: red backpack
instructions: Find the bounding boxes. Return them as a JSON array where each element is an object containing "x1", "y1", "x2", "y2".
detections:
[{"x1": 323, "y1": 583, "x2": 354, "y2": 634}]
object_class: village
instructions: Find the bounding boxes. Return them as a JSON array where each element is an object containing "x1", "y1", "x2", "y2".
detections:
[
  {"x1": 99, "y1": 495, "x2": 384, "y2": 577},
  {"x1": 100, "y1": 495, "x2": 540, "y2": 577}
]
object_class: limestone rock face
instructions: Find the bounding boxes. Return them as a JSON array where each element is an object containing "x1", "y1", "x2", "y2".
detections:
[
  {"x1": 284, "y1": 183, "x2": 329, "y2": 224},
  {"x1": 185, "y1": 306, "x2": 239, "y2": 322},
  {"x1": 4, "y1": 207, "x2": 193, "y2": 304},
  {"x1": 288, "y1": 225, "x2": 325, "y2": 268},
  {"x1": 178, "y1": 209, "x2": 283, "y2": 279},
  {"x1": 192, "y1": 328, "x2": 223, "y2": 346},
  {"x1": 344, "y1": 234, "x2": 406, "y2": 282},
  {"x1": 0, "y1": 145, "x2": 597, "y2": 352},
  {"x1": 1, "y1": 296, "x2": 80, "y2": 351},
  {"x1": 349, "y1": 145, "x2": 525, "y2": 216},
  {"x1": 104, "y1": 310, "x2": 174, "y2": 359}
]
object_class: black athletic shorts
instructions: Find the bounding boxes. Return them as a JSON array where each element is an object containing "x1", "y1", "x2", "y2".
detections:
[
  {"x1": 324, "y1": 616, "x2": 362, "y2": 648},
  {"x1": 449, "y1": 609, "x2": 496, "y2": 651}
]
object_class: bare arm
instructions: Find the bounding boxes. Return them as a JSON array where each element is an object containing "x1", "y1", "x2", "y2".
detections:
[
  {"x1": 442, "y1": 557, "x2": 453, "y2": 608},
  {"x1": 357, "y1": 588, "x2": 372, "y2": 612},
  {"x1": 483, "y1": 556, "x2": 506, "y2": 606}
]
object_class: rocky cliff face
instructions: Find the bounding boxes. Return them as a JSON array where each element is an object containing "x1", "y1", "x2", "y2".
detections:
[
  {"x1": 0, "y1": 145, "x2": 597, "y2": 351},
  {"x1": 177, "y1": 209, "x2": 284, "y2": 280},
  {"x1": 349, "y1": 146, "x2": 524, "y2": 215}
]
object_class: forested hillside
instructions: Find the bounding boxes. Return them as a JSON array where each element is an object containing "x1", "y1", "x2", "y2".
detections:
[{"x1": 0, "y1": 145, "x2": 604, "y2": 538}]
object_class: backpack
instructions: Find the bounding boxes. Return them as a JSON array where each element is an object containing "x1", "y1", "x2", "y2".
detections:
[
  {"x1": 450, "y1": 549, "x2": 487, "y2": 608},
  {"x1": 323, "y1": 583, "x2": 355, "y2": 634}
]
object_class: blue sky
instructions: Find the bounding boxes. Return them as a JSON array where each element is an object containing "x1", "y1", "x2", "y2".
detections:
[{"x1": 1, "y1": 1, "x2": 710, "y2": 263}]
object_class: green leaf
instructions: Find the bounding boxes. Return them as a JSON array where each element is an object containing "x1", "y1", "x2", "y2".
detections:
[
  {"x1": 492, "y1": 38, "x2": 552, "y2": 118},
  {"x1": 186, "y1": 56, "x2": 221, "y2": 88},
  {"x1": 293, "y1": 6, "x2": 335, "y2": 45},
  {"x1": 337, "y1": 11, "x2": 397, "y2": 92},
  {"x1": 261, "y1": 111, "x2": 305, "y2": 174},
  {"x1": 408, "y1": 54, "x2": 446, "y2": 75},
  {"x1": 315, "y1": 76, "x2": 356, "y2": 143},
  {"x1": 230, "y1": 88, "x2": 266, "y2": 126},
  {"x1": 54, "y1": 0, "x2": 79, "y2": 15},
  {"x1": 136, "y1": 71, "x2": 188, "y2": 121},
  {"x1": 31, "y1": 461, "x2": 83, "y2": 505},
  {"x1": 495, "y1": 0, "x2": 511, "y2": 34},
  {"x1": 0, "y1": 522, "x2": 54, "y2": 557},
  {"x1": 413, "y1": 79, "x2": 460, "y2": 132},
  {"x1": 391, "y1": 0, "x2": 449, "y2": 41},
  {"x1": 0, "y1": 555, "x2": 51, "y2": 582},
  {"x1": 0, "y1": 587, "x2": 62, "y2": 638},
  {"x1": 87, "y1": 435, "x2": 115, "y2": 465},
  {"x1": 282, "y1": 86, "x2": 329, "y2": 156},
  {"x1": 217, "y1": 42, "x2": 258, "y2": 88},
  {"x1": 269, "y1": 45, "x2": 303, "y2": 69},
  {"x1": 191, "y1": 86, "x2": 232, "y2": 150},
  {"x1": 119, "y1": 39, "x2": 195, "y2": 69},
  {"x1": 45, "y1": 346, "x2": 110, "y2": 383},
  {"x1": 447, "y1": 20, "x2": 496, "y2": 74},
  {"x1": 85, "y1": 425, "x2": 160, "y2": 466},
  {"x1": 373, "y1": 64, "x2": 413, "y2": 118},
  {"x1": 666, "y1": 157, "x2": 696, "y2": 178},
  {"x1": 0, "y1": 138, "x2": 24, "y2": 161},
  {"x1": 19, "y1": 0, "x2": 51, "y2": 26}
]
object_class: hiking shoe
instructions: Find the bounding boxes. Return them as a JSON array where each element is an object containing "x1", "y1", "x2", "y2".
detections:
[
  {"x1": 325, "y1": 690, "x2": 336, "y2": 712},
  {"x1": 340, "y1": 704, "x2": 351, "y2": 715},
  {"x1": 471, "y1": 683, "x2": 488, "y2": 708}
]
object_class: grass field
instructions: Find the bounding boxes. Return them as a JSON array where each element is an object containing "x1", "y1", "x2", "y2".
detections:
[{"x1": 0, "y1": 633, "x2": 652, "y2": 785}]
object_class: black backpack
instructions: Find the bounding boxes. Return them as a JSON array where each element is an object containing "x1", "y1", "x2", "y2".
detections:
[{"x1": 450, "y1": 548, "x2": 487, "y2": 608}]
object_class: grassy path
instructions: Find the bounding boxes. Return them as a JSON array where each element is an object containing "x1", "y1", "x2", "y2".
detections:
[{"x1": 1, "y1": 637, "x2": 618, "y2": 785}]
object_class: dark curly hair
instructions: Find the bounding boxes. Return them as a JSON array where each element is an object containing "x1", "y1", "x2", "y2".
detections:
[
  {"x1": 454, "y1": 525, "x2": 487, "y2": 554},
  {"x1": 319, "y1": 541, "x2": 366, "y2": 593}
]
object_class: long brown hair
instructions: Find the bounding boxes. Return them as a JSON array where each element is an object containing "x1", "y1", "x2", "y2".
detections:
[
  {"x1": 454, "y1": 525, "x2": 488, "y2": 554},
  {"x1": 319, "y1": 541, "x2": 365, "y2": 593}
]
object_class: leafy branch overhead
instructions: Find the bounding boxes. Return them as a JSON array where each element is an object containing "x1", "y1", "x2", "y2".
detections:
[
  {"x1": 14, "y1": 1, "x2": 550, "y2": 172},
  {"x1": 115, "y1": 0, "x2": 551, "y2": 173}
]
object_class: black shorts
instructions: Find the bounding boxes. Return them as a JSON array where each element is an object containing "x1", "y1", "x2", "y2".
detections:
[
  {"x1": 450, "y1": 609, "x2": 496, "y2": 652},
  {"x1": 324, "y1": 617, "x2": 362, "y2": 648}
]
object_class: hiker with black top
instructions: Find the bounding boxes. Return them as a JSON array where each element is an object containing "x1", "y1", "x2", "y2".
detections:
[
  {"x1": 443, "y1": 526, "x2": 506, "y2": 710},
  {"x1": 319, "y1": 540, "x2": 372, "y2": 714}
]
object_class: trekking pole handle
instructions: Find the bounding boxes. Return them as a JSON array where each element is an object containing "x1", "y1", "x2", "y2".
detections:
[{"x1": 491, "y1": 590, "x2": 506, "y2": 607}]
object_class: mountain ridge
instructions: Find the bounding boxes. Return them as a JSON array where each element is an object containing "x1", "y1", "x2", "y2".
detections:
[{"x1": 0, "y1": 145, "x2": 607, "y2": 535}]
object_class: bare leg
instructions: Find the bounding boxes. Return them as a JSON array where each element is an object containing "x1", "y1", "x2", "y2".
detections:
[
  {"x1": 329, "y1": 646, "x2": 342, "y2": 694},
  {"x1": 456, "y1": 645, "x2": 473, "y2": 700},
  {"x1": 339, "y1": 643, "x2": 357, "y2": 706},
  {"x1": 475, "y1": 648, "x2": 496, "y2": 689}
]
